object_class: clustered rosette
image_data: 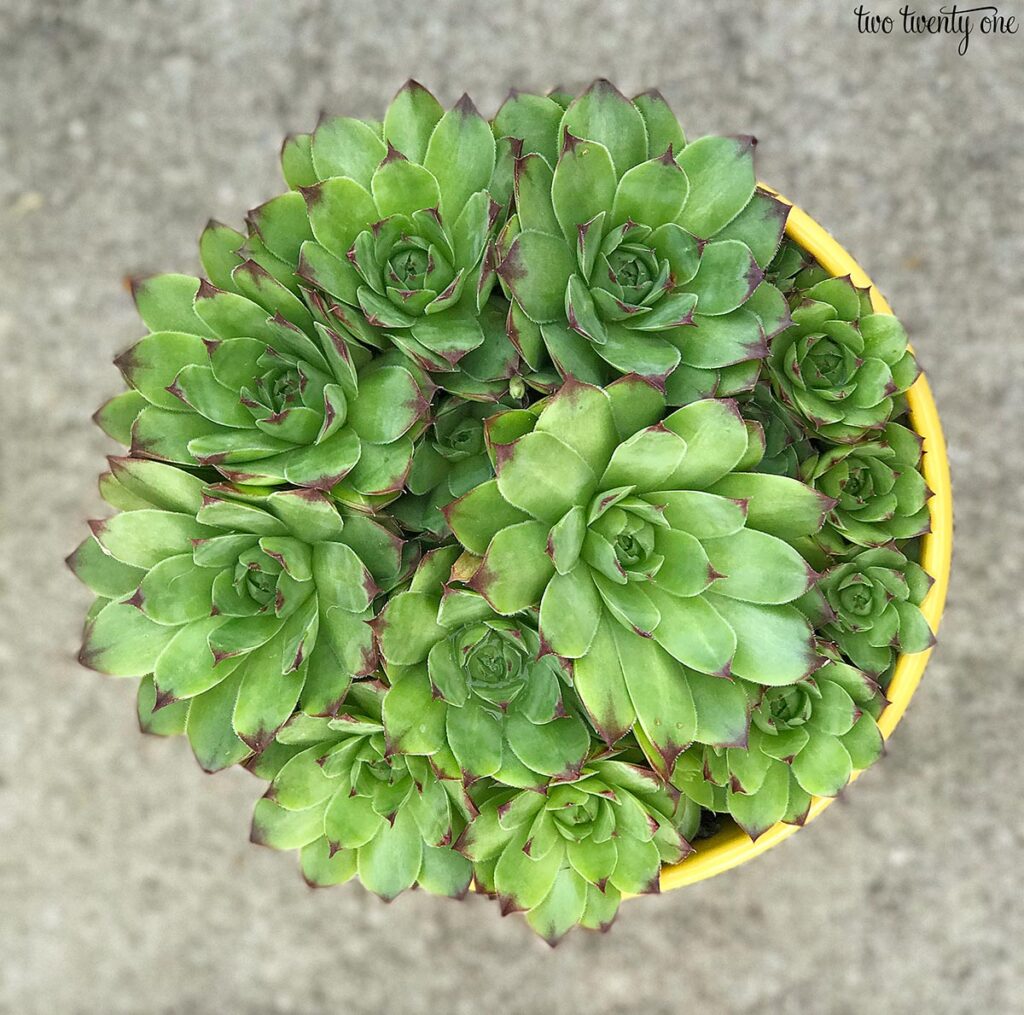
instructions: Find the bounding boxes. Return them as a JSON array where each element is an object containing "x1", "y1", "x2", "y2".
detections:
[
  {"x1": 493, "y1": 83, "x2": 792, "y2": 404},
  {"x1": 71, "y1": 80, "x2": 936, "y2": 944},
  {"x1": 253, "y1": 684, "x2": 475, "y2": 901},
  {"x1": 461, "y1": 758, "x2": 699, "y2": 938},
  {"x1": 672, "y1": 646, "x2": 888, "y2": 839},
  {"x1": 767, "y1": 273, "x2": 919, "y2": 442}
]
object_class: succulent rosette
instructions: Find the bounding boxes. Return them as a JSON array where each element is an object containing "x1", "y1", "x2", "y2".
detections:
[
  {"x1": 445, "y1": 375, "x2": 836, "y2": 766},
  {"x1": 69, "y1": 458, "x2": 411, "y2": 767},
  {"x1": 816, "y1": 547, "x2": 935, "y2": 680},
  {"x1": 765, "y1": 237, "x2": 830, "y2": 295},
  {"x1": 767, "y1": 275, "x2": 920, "y2": 442},
  {"x1": 459, "y1": 760, "x2": 698, "y2": 943},
  {"x1": 391, "y1": 394, "x2": 507, "y2": 537},
  {"x1": 375, "y1": 547, "x2": 591, "y2": 786},
  {"x1": 803, "y1": 422, "x2": 932, "y2": 549},
  {"x1": 71, "y1": 80, "x2": 941, "y2": 944},
  {"x1": 492, "y1": 80, "x2": 792, "y2": 401},
  {"x1": 252, "y1": 684, "x2": 474, "y2": 901},
  {"x1": 271, "y1": 82, "x2": 511, "y2": 374},
  {"x1": 96, "y1": 272, "x2": 433, "y2": 495},
  {"x1": 672, "y1": 648, "x2": 886, "y2": 838},
  {"x1": 737, "y1": 381, "x2": 813, "y2": 478}
]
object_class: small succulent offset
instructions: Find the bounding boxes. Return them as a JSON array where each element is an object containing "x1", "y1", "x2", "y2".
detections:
[
  {"x1": 253, "y1": 684, "x2": 474, "y2": 900},
  {"x1": 738, "y1": 381, "x2": 813, "y2": 477},
  {"x1": 767, "y1": 275, "x2": 919, "y2": 442},
  {"x1": 374, "y1": 546, "x2": 592, "y2": 786},
  {"x1": 461, "y1": 760, "x2": 699, "y2": 943},
  {"x1": 817, "y1": 547, "x2": 935, "y2": 680},
  {"x1": 276, "y1": 84, "x2": 507, "y2": 371},
  {"x1": 71, "y1": 80, "x2": 937, "y2": 943},
  {"x1": 392, "y1": 394, "x2": 509, "y2": 537},
  {"x1": 802, "y1": 422, "x2": 931, "y2": 550},
  {"x1": 672, "y1": 648, "x2": 886, "y2": 839}
]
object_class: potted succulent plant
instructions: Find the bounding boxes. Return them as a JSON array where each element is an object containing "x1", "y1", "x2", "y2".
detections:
[{"x1": 70, "y1": 80, "x2": 951, "y2": 943}]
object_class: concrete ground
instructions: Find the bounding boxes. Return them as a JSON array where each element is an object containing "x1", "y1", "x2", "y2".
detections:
[{"x1": 1, "y1": 1, "x2": 1021, "y2": 1012}]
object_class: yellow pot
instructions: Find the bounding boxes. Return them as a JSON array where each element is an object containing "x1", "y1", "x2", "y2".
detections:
[{"x1": 658, "y1": 193, "x2": 954, "y2": 891}]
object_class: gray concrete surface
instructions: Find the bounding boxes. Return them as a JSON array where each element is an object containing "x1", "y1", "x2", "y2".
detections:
[{"x1": 1, "y1": 1, "x2": 1022, "y2": 1012}]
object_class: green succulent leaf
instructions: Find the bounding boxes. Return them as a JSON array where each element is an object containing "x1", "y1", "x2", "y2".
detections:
[
  {"x1": 707, "y1": 473, "x2": 832, "y2": 540},
  {"x1": 311, "y1": 116, "x2": 387, "y2": 189},
  {"x1": 495, "y1": 431, "x2": 596, "y2": 524},
  {"x1": 470, "y1": 520, "x2": 554, "y2": 614},
  {"x1": 384, "y1": 80, "x2": 445, "y2": 163},
  {"x1": 715, "y1": 190, "x2": 789, "y2": 268},
  {"x1": 702, "y1": 529, "x2": 813, "y2": 605},
  {"x1": 559, "y1": 80, "x2": 649, "y2": 178},
  {"x1": 791, "y1": 732, "x2": 853, "y2": 797},
  {"x1": 539, "y1": 566, "x2": 602, "y2": 658},
  {"x1": 494, "y1": 92, "x2": 564, "y2": 165},
  {"x1": 137, "y1": 674, "x2": 189, "y2": 736},
  {"x1": 705, "y1": 594, "x2": 819, "y2": 686},
  {"x1": 572, "y1": 613, "x2": 636, "y2": 743},
  {"x1": 358, "y1": 809, "x2": 426, "y2": 901},
  {"x1": 305, "y1": 177, "x2": 378, "y2": 262},
  {"x1": 727, "y1": 759, "x2": 790, "y2": 840},
  {"x1": 281, "y1": 133, "x2": 317, "y2": 190},
  {"x1": 80, "y1": 599, "x2": 178, "y2": 676},
  {"x1": 132, "y1": 273, "x2": 210, "y2": 336},
  {"x1": 423, "y1": 95, "x2": 496, "y2": 225},
  {"x1": 551, "y1": 136, "x2": 617, "y2": 241},
  {"x1": 633, "y1": 89, "x2": 686, "y2": 157},
  {"x1": 675, "y1": 136, "x2": 756, "y2": 238},
  {"x1": 525, "y1": 866, "x2": 589, "y2": 946},
  {"x1": 500, "y1": 230, "x2": 576, "y2": 323},
  {"x1": 252, "y1": 798, "x2": 326, "y2": 851},
  {"x1": 187, "y1": 666, "x2": 252, "y2": 772},
  {"x1": 647, "y1": 587, "x2": 736, "y2": 675}
]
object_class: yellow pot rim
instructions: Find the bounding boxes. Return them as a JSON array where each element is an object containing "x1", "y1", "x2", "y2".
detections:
[{"x1": 657, "y1": 191, "x2": 954, "y2": 891}]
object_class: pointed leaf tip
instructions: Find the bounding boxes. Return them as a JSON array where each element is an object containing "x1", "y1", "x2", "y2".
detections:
[
  {"x1": 153, "y1": 687, "x2": 178, "y2": 712},
  {"x1": 397, "y1": 77, "x2": 431, "y2": 96},
  {"x1": 498, "y1": 893, "x2": 522, "y2": 916},
  {"x1": 195, "y1": 277, "x2": 220, "y2": 300},
  {"x1": 111, "y1": 346, "x2": 135, "y2": 373},
  {"x1": 298, "y1": 183, "x2": 323, "y2": 207},
  {"x1": 586, "y1": 78, "x2": 628, "y2": 100},
  {"x1": 560, "y1": 128, "x2": 582, "y2": 155},
  {"x1": 128, "y1": 274, "x2": 153, "y2": 303},
  {"x1": 124, "y1": 588, "x2": 145, "y2": 611},
  {"x1": 454, "y1": 93, "x2": 481, "y2": 118}
]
